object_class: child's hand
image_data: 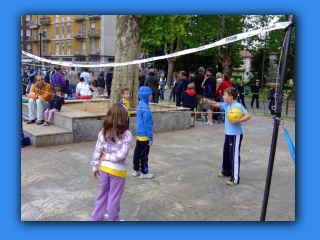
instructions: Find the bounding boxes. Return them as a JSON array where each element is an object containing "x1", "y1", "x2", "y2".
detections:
[
  {"x1": 230, "y1": 116, "x2": 241, "y2": 125},
  {"x1": 200, "y1": 98, "x2": 206, "y2": 104},
  {"x1": 93, "y1": 170, "x2": 100, "y2": 179},
  {"x1": 99, "y1": 150, "x2": 106, "y2": 161},
  {"x1": 148, "y1": 141, "x2": 153, "y2": 146}
]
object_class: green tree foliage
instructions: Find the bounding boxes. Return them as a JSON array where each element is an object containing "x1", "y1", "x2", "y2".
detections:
[
  {"x1": 140, "y1": 15, "x2": 190, "y2": 86},
  {"x1": 250, "y1": 48, "x2": 270, "y2": 87}
]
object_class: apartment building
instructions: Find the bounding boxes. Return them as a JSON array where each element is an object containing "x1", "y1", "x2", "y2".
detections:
[{"x1": 21, "y1": 15, "x2": 116, "y2": 72}]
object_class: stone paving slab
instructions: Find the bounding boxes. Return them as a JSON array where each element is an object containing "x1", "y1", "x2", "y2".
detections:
[{"x1": 21, "y1": 114, "x2": 295, "y2": 221}]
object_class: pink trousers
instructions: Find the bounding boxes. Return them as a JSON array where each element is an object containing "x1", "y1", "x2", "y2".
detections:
[
  {"x1": 91, "y1": 171, "x2": 126, "y2": 221},
  {"x1": 44, "y1": 109, "x2": 58, "y2": 121}
]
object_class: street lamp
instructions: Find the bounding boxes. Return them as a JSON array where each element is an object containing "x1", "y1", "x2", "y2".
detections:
[{"x1": 36, "y1": 32, "x2": 45, "y2": 57}]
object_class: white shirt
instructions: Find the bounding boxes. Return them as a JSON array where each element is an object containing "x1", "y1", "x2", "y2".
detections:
[
  {"x1": 80, "y1": 72, "x2": 91, "y2": 85},
  {"x1": 76, "y1": 82, "x2": 91, "y2": 96}
]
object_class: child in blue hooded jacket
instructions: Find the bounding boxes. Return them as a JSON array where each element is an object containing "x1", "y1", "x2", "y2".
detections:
[{"x1": 132, "y1": 86, "x2": 155, "y2": 179}]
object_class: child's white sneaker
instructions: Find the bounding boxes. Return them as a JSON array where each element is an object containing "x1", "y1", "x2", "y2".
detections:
[
  {"x1": 132, "y1": 170, "x2": 140, "y2": 177},
  {"x1": 140, "y1": 173, "x2": 154, "y2": 179},
  {"x1": 204, "y1": 121, "x2": 210, "y2": 125}
]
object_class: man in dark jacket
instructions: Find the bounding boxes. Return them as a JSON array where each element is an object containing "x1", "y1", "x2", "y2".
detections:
[
  {"x1": 21, "y1": 65, "x2": 28, "y2": 96},
  {"x1": 201, "y1": 67, "x2": 217, "y2": 125},
  {"x1": 139, "y1": 69, "x2": 145, "y2": 88},
  {"x1": 267, "y1": 83, "x2": 276, "y2": 115},
  {"x1": 144, "y1": 69, "x2": 159, "y2": 103},
  {"x1": 237, "y1": 81, "x2": 246, "y2": 108},
  {"x1": 44, "y1": 66, "x2": 52, "y2": 84},
  {"x1": 26, "y1": 65, "x2": 37, "y2": 95},
  {"x1": 175, "y1": 71, "x2": 191, "y2": 107},
  {"x1": 105, "y1": 67, "x2": 113, "y2": 99},
  {"x1": 251, "y1": 79, "x2": 260, "y2": 108},
  {"x1": 193, "y1": 67, "x2": 205, "y2": 119}
]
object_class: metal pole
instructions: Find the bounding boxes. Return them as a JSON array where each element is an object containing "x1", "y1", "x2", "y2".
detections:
[
  {"x1": 260, "y1": 15, "x2": 294, "y2": 221},
  {"x1": 261, "y1": 32, "x2": 266, "y2": 93},
  {"x1": 39, "y1": 34, "x2": 42, "y2": 58}
]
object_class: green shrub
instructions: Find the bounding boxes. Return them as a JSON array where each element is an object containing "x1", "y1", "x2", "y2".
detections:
[{"x1": 232, "y1": 74, "x2": 242, "y2": 81}]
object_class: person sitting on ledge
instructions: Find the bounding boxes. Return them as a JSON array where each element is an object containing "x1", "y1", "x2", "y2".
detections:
[
  {"x1": 74, "y1": 77, "x2": 92, "y2": 99},
  {"x1": 26, "y1": 75, "x2": 52, "y2": 125}
]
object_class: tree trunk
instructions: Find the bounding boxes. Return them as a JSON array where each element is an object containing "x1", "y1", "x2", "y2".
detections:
[
  {"x1": 110, "y1": 15, "x2": 142, "y2": 107},
  {"x1": 221, "y1": 54, "x2": 232, "y2": 76},
  {"x1": 166, "y1": 57, "x2": 178, "y2": 88}
]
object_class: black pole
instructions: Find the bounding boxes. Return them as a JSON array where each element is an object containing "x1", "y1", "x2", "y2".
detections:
[
  {"x1": 261, "y1": 32, "x2": 266, "y2": 93},
  {"x1": 286, "y1": 94, "x2": 289, "y2": 116},
  {"x1": 39, "y1": 33, "x2": 42, "y2": 58},
  {"x1": 260, "y1": 15, "x2": 294, "y2": 221}
]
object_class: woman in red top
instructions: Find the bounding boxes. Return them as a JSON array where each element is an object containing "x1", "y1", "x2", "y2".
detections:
[{"x1": 215, "y1": 74, "x2": 232, "y2": 123}]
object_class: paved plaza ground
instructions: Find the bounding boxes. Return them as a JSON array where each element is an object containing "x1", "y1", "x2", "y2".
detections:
[{"x1": 21, "y1": 112, "x2": 295, "y2": 221}]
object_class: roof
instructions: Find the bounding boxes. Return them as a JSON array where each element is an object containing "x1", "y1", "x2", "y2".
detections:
[{"x1": 240, "y1": 50, "x2": 253, "y2": 57}]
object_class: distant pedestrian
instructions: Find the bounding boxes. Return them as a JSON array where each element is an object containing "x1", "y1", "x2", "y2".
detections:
[
  {"x1": 236, "y1": 81, "x2": 246, "y2": 108},
  {"x1": 216, "y1": 73, "x2": 232, "y2": 123},
  {"x1": 251, "y1": 79, "x2": 260, "y2": 108},
  {"x1": 159, "y1": 74, "x2": 166, "y2": 100},
  {"x1": 119, "y1": 88, "x2": 131, "y2": 127},
  {"x1": 97, "y1": 71, "x2": 105, "y2": 96},
  {"x1": 144, "y1": 69, "x2": 159, "y2": 103},
  {"x1": 182, "y1": 83, "x2": 197, "y2": 111},
  {"x1": 138, "y1": 69, "x2": 145, "y2": 88},
  {"x1": 26, "y1": 65, "x2": 37, "y2": 94},
  {"x1": 193, "y1": 67, "x2": 205, "y2": 120},
  {"x1": 105, "y1": 67, "x2": 113, "y2": 99},
  {"x1": 80, "y1": 68, "x2": 91, "y2": 86},
  {"x1": 175, "y1": 71, "x2": 191, "y2": 107},
  {"x1": 91, "y1": 103, "x2": 132, "y2": 221},
  {"x1": 67, "y1": 67, "x2": 78, "y2": 95},
  {"x1": 267, "y1": 83, "x2": 276, "y2": 115},
  {"x1": 170, "y1": 75, "x2": 178, "y2": 102}
]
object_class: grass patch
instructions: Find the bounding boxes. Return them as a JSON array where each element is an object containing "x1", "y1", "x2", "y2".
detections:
[{"x1": 159, "y1": 99, "x2": 175, "y2": 104}]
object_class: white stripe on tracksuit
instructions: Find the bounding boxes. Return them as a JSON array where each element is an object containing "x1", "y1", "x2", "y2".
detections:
[{"x1": 233, "y1": 135, "x2": 241, "y2": 184}]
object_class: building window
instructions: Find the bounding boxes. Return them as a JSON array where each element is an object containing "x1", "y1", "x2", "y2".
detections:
[
  {"x1": 55, "y1": 15, "x2": 59, "y2": 22},
  {"x1": 62, "y1": 42, "x2": 64, "y2": 55},
  {"x1": 67, "y1": 24, "x2": 71, "y2": 38},
  {"x1": 27, "y1": 44, "x2": 32, "y2": 53},
  {"x1": 26, "y1": 29, "x2": 31, "y2": 41},
  {"x1": 67, "y1": 40, "x2": 71, "y2": 55},
  {"x1": 90, "y1": 39, "x2": 95, "y2": 53},
  {"x1": 82, "y1": 20, "x2": 86, "y2": 32},
  {"x1": 21, "y1": 30, "x2": 23, "y2": 41},
  {"x1": 61, "y1": 15, "x2": 64, "y2": 21},
  {"x1": 25, "y1": 15, "x2": 31, "y2": 25},
  {"x1": 90, "y1": 19, "x2": 95, "y2": 31},
  {"x1": 44, "y1": 42, "x2": 47, "y2": 51},
  {"x1": 61, "y1": 24, "x2": 64, "y2": 37},
  {"x1": 67, "y1": 15, "x2": 71, "y2": 21},
  {"x1": 56, "y1": 42, "x2": 59, "y2": 55},
  {"x1": 55, "y1": 24, "x2": 59, "y2": 39}
]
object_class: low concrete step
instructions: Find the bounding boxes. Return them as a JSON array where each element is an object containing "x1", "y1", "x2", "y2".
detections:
[{"x1": 22, "y1": 122, "x2": 73, "y2": 148}]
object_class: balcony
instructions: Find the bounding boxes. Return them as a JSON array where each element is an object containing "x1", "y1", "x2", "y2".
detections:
[
  {"x1": 29, "y1": 36, "x2": 39, "y2": 42},
  {"x1": 25, "y1": 20, "x2": 34, "y2": 26},
  {"x1": 42, "y1": 51, "x2": 51, "y2": 56},
  {"x1": 87, "y1": 15, "x2": 101, "y2": 19},
  {"x1": 74, "y1": 15, "x2": 87, "y2": 21},
  {"x1": 74, "y1": 31, "x2": 86, "y2": 39},
  {"x1": 74, "y1": 49, "x2": 87, "y2": 56},
  {"x1": 40, "y1": 17, "x2": 51, "y2": 25},
  {"x1": 88, "y1": 29, "x2": 100, "y2": 38},
  {"x1": 42, "y1": 36, "x2": 50, "y2": 41},
  {"x1": 87, "y1": 49, "x2": 100, "y2": 55}
]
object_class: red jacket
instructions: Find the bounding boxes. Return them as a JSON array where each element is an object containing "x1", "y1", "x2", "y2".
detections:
[{"x1": 215, "y1": 80, "x2": 232, "y2": 97}]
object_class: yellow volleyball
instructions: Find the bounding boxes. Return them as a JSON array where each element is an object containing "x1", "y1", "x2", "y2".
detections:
[{"x1": 227, "y1": 108, "x2": 243, "y2": 121}]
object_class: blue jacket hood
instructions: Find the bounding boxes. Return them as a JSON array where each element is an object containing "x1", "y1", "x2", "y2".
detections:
[{"x1": 139, "y1": 86, "x2": 152, "y2": 104}]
